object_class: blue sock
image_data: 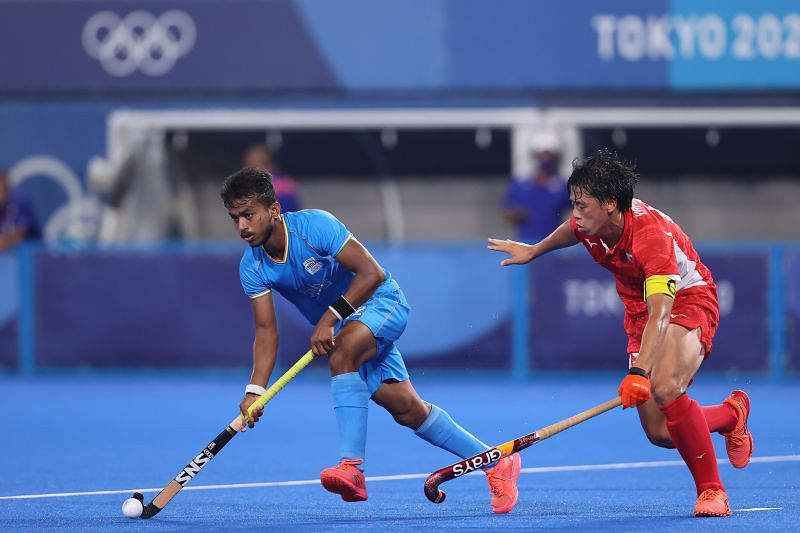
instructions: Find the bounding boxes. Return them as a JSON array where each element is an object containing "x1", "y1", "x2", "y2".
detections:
[
  {"x1": 414, "y1": 404, "x2": 489, "y2": 459},
  {"x1": 331, "y1": 372, "x2": 370, "y2": 470}
]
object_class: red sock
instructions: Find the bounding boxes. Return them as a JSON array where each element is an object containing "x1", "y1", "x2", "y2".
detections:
[
  {"x1": 660, "y1": 394, "x2": 724, "y2": 495},
  {"x1": 702, "y1": 403, "x2": 737, "y2": 433}
]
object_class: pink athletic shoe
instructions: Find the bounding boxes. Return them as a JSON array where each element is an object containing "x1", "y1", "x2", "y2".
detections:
[
  {"x1": 320, "y1": 459, "x2": 367, "y2": 502},
  {"x1": 485, "y1": 454, "x2": 522, "y2": 514},
  {"x1": 694, "y1": 488, "x2": 732, "y2": 517},
  {"x1": 721, "y1": 390, "x2": 753, "y2": 469}
]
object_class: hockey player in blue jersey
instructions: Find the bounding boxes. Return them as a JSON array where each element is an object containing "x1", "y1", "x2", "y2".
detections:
[{"x1": 221, "y1": 167, "x2": 521, "y2": 513}]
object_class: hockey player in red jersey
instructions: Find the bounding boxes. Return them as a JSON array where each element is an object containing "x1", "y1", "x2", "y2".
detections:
[{"x1": 488, "y1": 150, "x2": 752, "y2": 517}]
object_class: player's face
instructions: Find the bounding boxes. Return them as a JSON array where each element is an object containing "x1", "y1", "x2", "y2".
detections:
[
  {"x1": 227, "y1": 196, "x2": 280, "y2": 247},
  {"x1": 570, "y1": 187, "x2": 614, "y2": 236}
]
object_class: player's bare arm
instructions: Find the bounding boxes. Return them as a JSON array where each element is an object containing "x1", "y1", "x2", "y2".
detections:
[
  {"x1": 488, "y1": 219, "x2": 579, "y2": 266},
  {"x1": 634, "y1": 292, "x2": 674, "y2": 374},
  {"x1": 240, "y1": 292, "x2": 279, "y2": 427},
  {"x1": 309, "y1": 238, "x2": 386, "y2": 355},
  {"x1": 618, "y1": 292, "x2": 673, "y2": 408}
]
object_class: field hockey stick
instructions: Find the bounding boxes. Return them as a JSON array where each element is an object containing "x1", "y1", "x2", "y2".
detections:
[
  {"x1": 133, "y1": 350, "x2": 315, "y2": 519},
  {"x1": 424, "y1": 396, "x2": 621, "y2": 504}
]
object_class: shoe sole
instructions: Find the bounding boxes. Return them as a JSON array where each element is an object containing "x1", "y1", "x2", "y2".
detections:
[
  {"x1": 320, "y1": 474, "x2": 367, "y2": 502},
  {"x1": 694, "y1": 509, "x2": 733, "y2": 517},
  {"x1": 728, "y1": 390, "x2": 753, "y2": 469}
]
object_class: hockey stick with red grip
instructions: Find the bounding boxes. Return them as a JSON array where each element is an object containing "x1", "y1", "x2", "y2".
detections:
[{"x1": 424, "y1": 396, "x2": 621, "y2": 503}]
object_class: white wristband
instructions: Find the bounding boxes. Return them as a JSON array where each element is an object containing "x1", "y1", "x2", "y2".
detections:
[
  {"x1": 245, "y1": 383, "x2": 267, "y2": 396},
  {"x1": 328, "y1": 305, "x2": 343, "y2": 321}
]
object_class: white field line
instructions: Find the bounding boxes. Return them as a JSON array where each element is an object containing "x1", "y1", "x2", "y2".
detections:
[{"x1": 1, "y1": 454, "x2": 798, "y2": 501}]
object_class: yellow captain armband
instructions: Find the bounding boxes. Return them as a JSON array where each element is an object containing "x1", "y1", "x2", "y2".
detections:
[{"x1": 643, "y1": 275, "x2": 677, "y2": 301}]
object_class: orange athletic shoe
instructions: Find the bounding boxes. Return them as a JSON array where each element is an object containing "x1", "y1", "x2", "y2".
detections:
[
  {"x1": 320, "y1": 459, "x2": 367, "y2": 502},
  {"x1": 694, "y1": 488, "x2": 732, "y2": 517},
  {"x1": 485, "y1": 453, "x2": 522, "y2": 514},
  {"x1": 721, "y1": 390, "x2": 753, "y2": 469}
]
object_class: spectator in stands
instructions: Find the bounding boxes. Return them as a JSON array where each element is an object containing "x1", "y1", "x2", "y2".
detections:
[
  {"x1": 242, "y1": 144, "x2": 301, "y2": 213},
  {"x1": 0, "y1": 169, "x2": 39, "y2": 251},
  {"x1": 503, "y1": 131, "x2": 570, "y2": 241}
]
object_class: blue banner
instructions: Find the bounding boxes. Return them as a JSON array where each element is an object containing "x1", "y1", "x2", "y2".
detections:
[
  {"x1": 34, "y1": 248, "x2": 254, "y2": 367},
  {"x1": 3, "y1": 243, "x2": 787, "y2": 372},
  {"x1": 702, "y1": 252, "x2": 770, "y2": 372},
  {"x1": 1, "y1": 0, "x2": 798, "y2": 93},
  {"x1": 528, "y1": 249, "x2": 770, "y2": 372},
  {"x1": 528, "y1": 253, "x2": 628, "y2": 370},
  {"x1": 0, "y1": 252, "x2": 18, "y2": 367},
  {"x1": 0, "y1": 0, "x2": 335, "y2": 92},
  {"x1": 786, "y1": 249, "x2": 800, "y2": 373},
  {"x1": 28, "y1": 243, "x2": 513, "y2": 369},
  {"x1": 670, "y1": 0, "x2": 800, "y2": 89}
]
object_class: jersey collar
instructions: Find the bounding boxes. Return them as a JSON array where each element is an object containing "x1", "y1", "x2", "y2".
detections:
[
  {"x1": 601, "y1": 209, "x2": 631, "y2": 256},
  {"x1": 263, "y1": 214, "x2": 289, "y2": 264}
]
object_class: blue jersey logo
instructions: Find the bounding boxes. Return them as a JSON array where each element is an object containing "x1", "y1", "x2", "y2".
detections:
[{"x1": 303, "y1": 257, "x2": 323, "y2": 275}]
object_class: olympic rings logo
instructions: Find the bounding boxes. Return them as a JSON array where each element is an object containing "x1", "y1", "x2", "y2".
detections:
[{"x1": 82, "y1": 10, "x2": 196, "y2": 77}]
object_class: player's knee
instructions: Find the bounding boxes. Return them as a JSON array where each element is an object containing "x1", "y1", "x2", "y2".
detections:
[
  {"x1": 392, "y1": 411, "x2": 415, "y2": 428},
  {"x1": 647, "y1": 434, "x2": 675, "y2": 449},
  {"x1": 643, "y1": 427, "x2": 675, "y2": 449},
  {"x1": 651, "y1": 378, "x2": 685, "y2": 406},
  {"x1": 389, "y1": 397, "x2": 427, "y2": 429},
  {"x1": 328, "y1": 350, "x2": 359, "y2": 375}
]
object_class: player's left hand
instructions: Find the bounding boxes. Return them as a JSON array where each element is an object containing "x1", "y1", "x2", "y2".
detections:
[
  {"x1": 310, "y1": 320, "x2": 336, "y2": 355},
  {"x1": 487, "y1": 238, "x2": 536, "y2": 266},
  {"x1": 618, "y1": 367, "x2": 651, "y2": 408},
  {"x1": 240, "y1": 394, "x2": 265, "y2": 430}
]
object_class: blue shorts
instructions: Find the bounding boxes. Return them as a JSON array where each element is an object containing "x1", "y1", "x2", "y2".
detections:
[{"x1": 335, "y1": 286, "x2": 411, "y2": 395}]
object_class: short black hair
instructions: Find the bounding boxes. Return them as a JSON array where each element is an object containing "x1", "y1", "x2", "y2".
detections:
[
  {"x1": 568, "y1": 149, "x2": 640, "y2": 212},
  {"x1": 220, "y1": 167, "x2": 276, "y2": 208}
]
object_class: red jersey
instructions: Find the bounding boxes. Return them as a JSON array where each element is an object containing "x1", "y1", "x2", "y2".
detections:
[{"x1": 570, "y1": 198, "x2": 719, "y2": 353}]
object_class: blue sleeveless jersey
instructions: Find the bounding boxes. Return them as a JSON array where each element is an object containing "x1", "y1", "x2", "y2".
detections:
[{"x1": 238, "y1": 210, "x2": 398, "y2": 325}]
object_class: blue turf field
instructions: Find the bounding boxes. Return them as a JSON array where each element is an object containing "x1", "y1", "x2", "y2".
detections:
[{"x1": 1, "y1": 370, "x2": 798, "y2": 531}]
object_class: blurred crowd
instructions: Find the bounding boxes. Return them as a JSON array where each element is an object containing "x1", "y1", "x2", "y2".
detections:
[
  {"x1": 502, "y1": 132, "x2": 570, "y2": 241},
  {"x1": 0, "y1": 169, "x2": 39, "y2": 251}
]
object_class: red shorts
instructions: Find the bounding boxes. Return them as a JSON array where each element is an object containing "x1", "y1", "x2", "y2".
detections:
[{"x1": 626, "y1": 288, "x2": 720, "y2": 360}]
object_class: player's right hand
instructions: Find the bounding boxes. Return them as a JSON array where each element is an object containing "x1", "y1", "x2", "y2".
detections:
[
  {"x1": 487, "y1": 238, "x2": 536, "y2": 266},
  {"x1": 310, "y1": 317, "x2": 337, "y2": 356},
  {"x1": 618, "y1": 368, "x2": 651, "y2": 408},
  {"x1": 240, "y1": 394, "x2": 265, "y2": 430}
]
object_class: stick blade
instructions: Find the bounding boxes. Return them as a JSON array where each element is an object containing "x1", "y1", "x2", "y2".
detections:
[{"x1": 140, "y1": 503, "x2": 162, "y2": 519}]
